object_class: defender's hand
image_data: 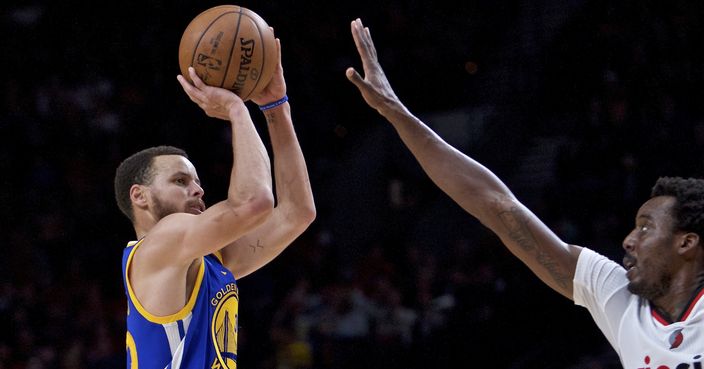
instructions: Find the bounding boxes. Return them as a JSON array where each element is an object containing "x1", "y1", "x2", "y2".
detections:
[{"x1": 345, "y1": 18, "x2": 401, "y2": 113}]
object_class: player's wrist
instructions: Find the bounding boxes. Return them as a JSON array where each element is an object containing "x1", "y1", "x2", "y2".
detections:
[
  {"x1": 227, "y1": 100, "x2": 250, "y2": 121},
  {"x1": 258, "y1": 95, "x2": 288, "y2": 112},
  {"x1": 377, "y1": 97, "x2": 406, "y2": 118}
]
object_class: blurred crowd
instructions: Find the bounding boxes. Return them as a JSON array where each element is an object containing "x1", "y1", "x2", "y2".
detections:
[{"x1": 1, "y1": 0, "x2": 702, "y2": 368}]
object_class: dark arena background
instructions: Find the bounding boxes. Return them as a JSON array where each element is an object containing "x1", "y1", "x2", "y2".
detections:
[{"x1": 1, "y1": 0, "x2": 703, "y2": 368}]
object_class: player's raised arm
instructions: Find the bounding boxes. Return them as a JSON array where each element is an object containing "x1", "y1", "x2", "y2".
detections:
[
  {"x1": 345, "y1": 18, "x2": 582, "y2": 299},
  {"x1": 138, "y1": 67, "x2": 275, "y2": 265},
  {"x1": 219, "y1": 37, "x2": 317, "y2": 279}
]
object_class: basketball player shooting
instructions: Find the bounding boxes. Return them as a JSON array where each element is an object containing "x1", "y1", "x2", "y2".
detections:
[
  {"x1": 114, "y1": 34, "x2": 315, "y2": 368},
  {"x1": 345, "y1": 18, "x2": 704, "y2": 368}
]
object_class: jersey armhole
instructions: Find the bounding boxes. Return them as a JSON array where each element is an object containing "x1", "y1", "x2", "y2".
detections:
[
  {"x1": 212, "y1": 250, "x2": 224, "y2": 264},
  {"x1": 125, "y1": 239, "x2": 206, "y2": 324}
]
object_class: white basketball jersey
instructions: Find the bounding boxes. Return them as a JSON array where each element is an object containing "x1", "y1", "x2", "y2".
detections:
[{"x1": 573, "y1": 248, "x2": 704, "y2": 369}]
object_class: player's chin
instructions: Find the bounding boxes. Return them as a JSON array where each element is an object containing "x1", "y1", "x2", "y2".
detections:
[
  {"x1": 185, "y1": 207, "x2": 203, "y2": 215},
  {"x1": 626, "y1": 276, "x2": 648, "y2": 297}
]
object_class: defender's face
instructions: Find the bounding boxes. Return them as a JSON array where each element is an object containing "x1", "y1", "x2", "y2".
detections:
[
  {"x1": 147, "y1": 155, "x2": 205, "y2": 220},
  {"x1": 622, "y1": 196, "x2": 681, "y2": 300}
]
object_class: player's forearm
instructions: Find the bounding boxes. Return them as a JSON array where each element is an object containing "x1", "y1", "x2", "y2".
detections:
[
  {"x1": 227, "y1": 105, "x2": 274, "y2": 206},
  {"x1": 379, "y1": 101, "x2": 514, "y2": 217},
  {"x1": 263, "y1": 102, "x2": 316, "y2": 224}
]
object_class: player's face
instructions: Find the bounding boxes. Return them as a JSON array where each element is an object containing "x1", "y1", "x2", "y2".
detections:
[
  {"x1": 622, "y1": 196, "x2": 682, "y2": 301},
  {"x1": 148, "y1": 155, "x2": 205, "y2": 220}
]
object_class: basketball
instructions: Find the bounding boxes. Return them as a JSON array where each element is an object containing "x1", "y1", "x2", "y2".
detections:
[{"x1": 178, "y1": 5, "x2": 277, "y2": 101}]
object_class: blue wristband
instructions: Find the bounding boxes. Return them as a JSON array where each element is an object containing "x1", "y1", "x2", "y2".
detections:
[{"x1": 258, "y1": 95, "x2": 288, "y2": 111}]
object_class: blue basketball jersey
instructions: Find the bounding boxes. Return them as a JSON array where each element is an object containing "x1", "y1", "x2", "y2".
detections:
[{"x1": 122, "y1": 240, "x2": 239, "y2": 369}]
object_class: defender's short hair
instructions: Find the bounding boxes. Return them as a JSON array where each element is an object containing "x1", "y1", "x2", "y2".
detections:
[{"x1": 651, "y1": 176, "x2": 704, "y2": 238}]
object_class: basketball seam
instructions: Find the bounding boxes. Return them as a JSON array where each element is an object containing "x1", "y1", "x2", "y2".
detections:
[
  {"x1": 240, "y1": 13, "x2": 266, "y2": 101},
  {"x1": 190, "y1": 10, "x2": 238, "y2": 87},
  {"x1": 221, "y1": 9, "x2": 243, "y2": 89}
]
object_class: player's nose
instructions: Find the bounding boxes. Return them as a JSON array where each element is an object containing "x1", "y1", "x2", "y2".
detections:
[
  {"x1": 191, "y1": 182, "x2": 204, "y2": 198},
  {"x1": 622, "y1": 230, "x2": 636, "y2": 251}
]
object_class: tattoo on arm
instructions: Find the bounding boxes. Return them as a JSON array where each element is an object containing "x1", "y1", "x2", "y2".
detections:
[
  {"x1": 264, "y1": 112, "x2": 277, "y2": 125},
  {"x1": 497, "y1": 206, "x2": 569, "y2": 289},
  {"x1": 249, "y1": 239, "x2": 264, "y2": 253}
]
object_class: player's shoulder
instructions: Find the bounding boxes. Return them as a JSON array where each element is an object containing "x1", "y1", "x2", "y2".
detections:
[
  {"x1": 155, "y1": 212, "x2": 197, "y2": 230},
  {"x1": 142, "y1": 213, "x2": 196, "y2": 244}
]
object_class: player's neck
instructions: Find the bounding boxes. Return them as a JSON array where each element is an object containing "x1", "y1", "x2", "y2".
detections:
[
  {"x1": 133, "y1": 220, "x2": 154, "y2": 241},
  {"x1": 134, "y1": 227, "x2": 147, "y2": 241},
  {"x1": 651, "y1": 279, "x2": 704, "y2": 323},
  {"x1": 133, "y1": 210, "x2": 158, "y2": 240}
]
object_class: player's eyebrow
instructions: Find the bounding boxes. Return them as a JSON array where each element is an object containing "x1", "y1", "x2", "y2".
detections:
[
  {"x1": 171, "y1": 171, "x2": 201, "y2": 185},
  {"x1": 635, "y1": 213, "x2": 655, "y2": 225}
]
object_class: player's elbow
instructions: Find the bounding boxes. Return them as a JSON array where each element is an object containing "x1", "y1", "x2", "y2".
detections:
[
  {"x1": 229, "y1": 188, "x2": 275, "y2": 225},
  {"x1": 299, "y1": 201, "x2": 317, "y2": 227},
  {"x1": 291, "y1": 198, "x2": 317, "y2": 231},
  {"x1": 276, "y1": 200, "x2": 316, "y2": 237},
  {"x1": 247, "y1": 190, "x2": 275, "y2": 219}
]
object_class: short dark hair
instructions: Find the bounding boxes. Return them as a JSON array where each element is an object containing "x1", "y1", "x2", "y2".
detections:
[
  {"x1": 114, "y1": 145, "x2": 188, "y2": 223},
  {"x1": 651, "y1": 177, "x2": 704, "y2": 238}
]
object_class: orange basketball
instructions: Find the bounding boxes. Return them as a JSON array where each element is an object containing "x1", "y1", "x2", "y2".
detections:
[{"x1": 178, "y1": 5, "x2": 277, "y2": 101}]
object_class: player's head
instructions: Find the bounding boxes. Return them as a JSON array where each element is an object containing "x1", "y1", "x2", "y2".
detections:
[
  {"x1": 650, "y1": 177, "x2": 704, "y2": 239},
  {"x1": 622, "y1": 177, "x2": 704, "y2": 300},
  {"x1": 114, "y1": 145, "x2": 205, "y2": 223}
]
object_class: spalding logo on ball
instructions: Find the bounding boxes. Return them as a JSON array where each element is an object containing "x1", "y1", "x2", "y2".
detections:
[{"x1": 178, "y1": 5, "x2": 277, "y2": 101}]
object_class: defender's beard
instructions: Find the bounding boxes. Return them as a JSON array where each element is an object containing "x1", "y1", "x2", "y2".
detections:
[{"x1": 627, "y1": 272, "x2": 671, "y2": 302}]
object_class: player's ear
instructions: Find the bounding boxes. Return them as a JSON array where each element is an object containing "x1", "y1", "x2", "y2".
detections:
[
  {"x1": 678, "y1": 232, "x2": 700, "y2": 258},
  {"x1": 130, "y1": 184, "x2": 149, "y2": 210}
]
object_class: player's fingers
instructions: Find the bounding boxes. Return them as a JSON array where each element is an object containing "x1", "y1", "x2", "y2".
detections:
[
  {"x1": 177, "y1": 75, "x2": 208, "y2": 107},
  {"x1": 363, "y1": 27, "x2": 378, "y2": 60},
  {"x1": 352, "y1": 21, "x2": 379, "y2": 73},
  {"x1": 351, "y1": 20, "x2": 366, "y2": 55},
  {"x1": 275, "y1": 38, "x2": 283, "y2": 70},
  {"x1": 188, "y1": 67, "x2": 208, "y2": 90},
  {"x1": 355, "y1": 22, "x2": 377, "y2": 63},
  {"x1": 176, "y1": 74, "x2": 189, "y2": 89},
  {"x1": 345, "y1": 67, "x2": 366, "y2": 88},
  {"x1": 177, "y1": 75, "x2": 199, "y2": 100}
]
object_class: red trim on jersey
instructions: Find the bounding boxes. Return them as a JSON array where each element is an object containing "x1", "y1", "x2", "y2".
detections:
[
  {"x1": 680, "y1": 287, "x2": 704, "y2": 321},
  {"x1": 651, "y1": 286, "x2": 704, "y2": 324},
  {"x1": 651, "y1": 308, "x2": 670, "y2": 325}
]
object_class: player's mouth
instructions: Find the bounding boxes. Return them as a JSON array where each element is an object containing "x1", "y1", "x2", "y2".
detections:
[
  {"x1": 623, "y1": 255, "x2": 637, "y2": 276},
  {"x1": 187, "y1": 200, "x2": 206, "y2": 214}
]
